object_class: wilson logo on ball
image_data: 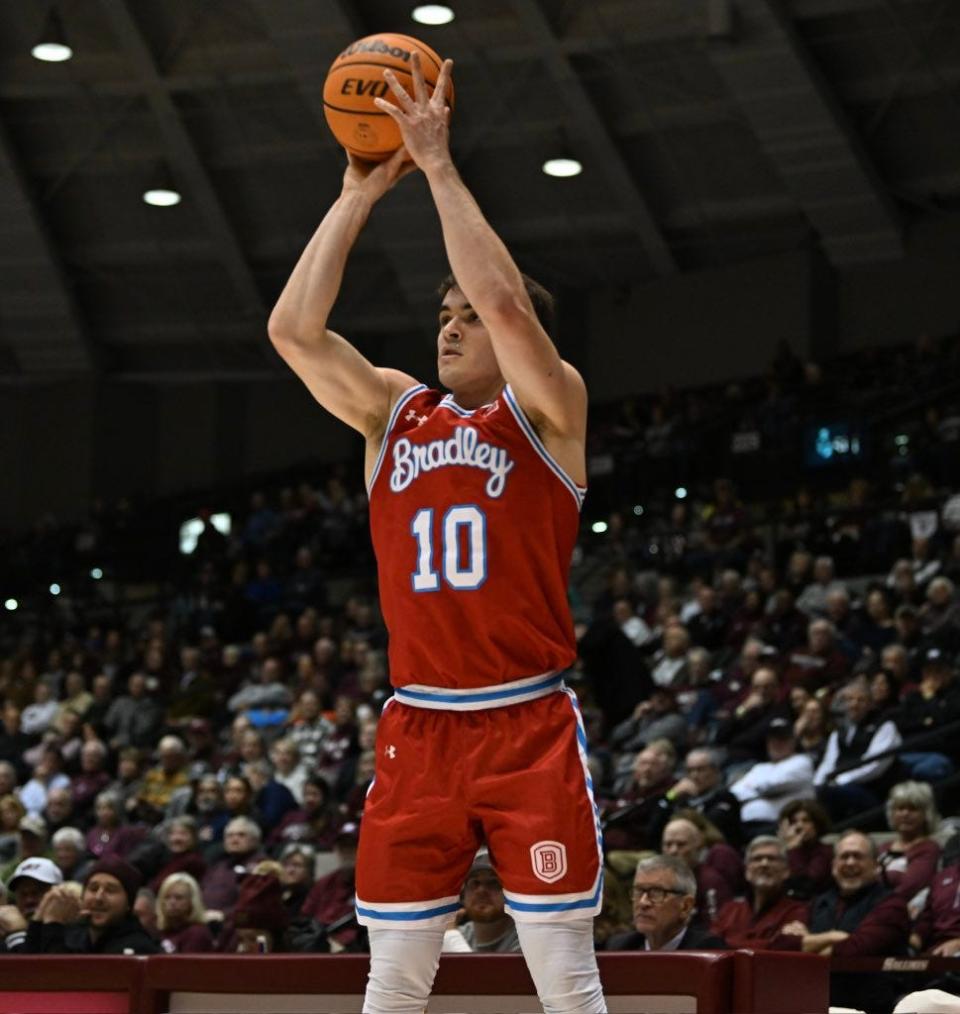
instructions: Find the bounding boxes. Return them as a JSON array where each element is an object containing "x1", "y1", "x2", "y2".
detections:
[{"x1": 340, "y1": 39, "x2": 412, "y2": 62}]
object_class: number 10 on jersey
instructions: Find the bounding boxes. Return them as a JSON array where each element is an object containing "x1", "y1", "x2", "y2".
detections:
[{"x1": 411, "y1": 505, "x2": 487, "y2": 591}]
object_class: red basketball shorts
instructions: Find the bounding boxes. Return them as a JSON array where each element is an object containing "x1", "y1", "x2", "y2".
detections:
[{"x1": 355, "y1": 686, "x2": 603, "y2": 927}]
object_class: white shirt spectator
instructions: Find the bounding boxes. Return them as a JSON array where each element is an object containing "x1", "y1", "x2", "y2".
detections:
[{"x1": 731, "y1": 753, "x2": 814, "y2": 824}]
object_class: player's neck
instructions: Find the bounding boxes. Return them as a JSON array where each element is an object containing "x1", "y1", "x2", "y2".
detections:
[{"x1": 447, "y1": 379, "x2": 504, "y2": 411}]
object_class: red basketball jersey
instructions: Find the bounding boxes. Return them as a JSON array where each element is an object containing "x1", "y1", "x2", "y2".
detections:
[{"x1": 368, "y1": 383, "x2": 585, "y2": 689}]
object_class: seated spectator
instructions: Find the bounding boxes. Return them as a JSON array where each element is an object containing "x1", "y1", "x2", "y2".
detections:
[
  {"x1": 43, "y1": 786, "x2": 77, "y2": 838},
  {"x1": 686, "y1": 586, "x2": 730, "y2": 652},
  {"x1": 0, "y1": 857, "x2": 63, "y2": 953},
  {"x1": 21, "y1": 682, "x2": 58, "y2": 738},
  {"x1": 775, "y1": 830, "x2": 910, "y2": 1012},
  {"x1": 0, "y1": 705, "x2": 32, "y2": 781},
  {"x1": 605, "y1": 855, "x2": 724, "y2": 950},
  {"x1": 51, "y1": 827, "x2": 91, "y2": 884},
  {"x1": 278, "y1": 843, "x2": 316, "y2": 920},
  {"x1": 133, "y1": 886, "x2": 158, "y2": 938},
  {"x1": 0, "y1": 814, "x2": 49, "y2": 886},
  {"x1": 792, "y1": 695, "x2": 831, "y2": 766},
  {"x1": 270, "y1": 738, "x2": 310, "y2": 805},
  {"x1": 610, "y1": 687, "x2": 689, "y2": 755},
  {"x1": 155, "y1": 872, "x2": 214, "y2": 953},
  {"x1": 891, "y1": 647, "x2": 960, "y2": 781},
  {"x1": 286, "y1": 690, "x2": 335, "y2": 772},
  {"x1": 912, "y1": 841, "x2": 960, "y2": 955},
  {"x1": 201, "y1": 816, "x2": 266, "y2": 916},
  {"x1": 777, "y1": 799, "x2": 833, "y2": 898},
  {"x1": 649, "y1": 625, "x2": 691, "y2": 689},
  {"x1": 730, "y1": 718, "x2": 815, "y2": 837},
  {"x1": 855, "y1": 589, "x2": 897, "y2": 655},
  {"x1": 922, "y1": 576, "x2": 960, "y2": 654},
  {"x1": 23, "y1": 856, "x2": 161, "y2": 955},
  {"x1": 877, "y1": 781, "x2": 941, "y2": 902},
  {"x1": 666, "y1": 747, "x2": 742, "y2": 846},
  {"x1": 102, "y1": 673, "x2": 164, "y2": 751},
  {"x1": 0, "y1": 792, "x2": 25, "y2": 863},
  {"x1": 18, "y1": 748, "x2": 70, "y2": 817},
  {"x1": 222, "y1": 774, "x2": 263, "y2": 829},
  {"x1": 268, "y1": 775, "x2": 340, "y2": 852},
  {"x1": 869, "y1": 666, "x2": 901, "y2": 719},
  {"x1": 233, "y1": 872, "x2": 289, "y2": 954},
  {"x1": 148, "y1": 816, "x2": 207, "y2": 893},
  {"x1": 300, "y1": 822, "x2": 360, "y2": 950},
  {"x1": 137, "y1": 736, "x2": 190, "y2": 822},
  {"x1": 446, "y1": 848, "x2": 520, "y2": 953},
  {"x1": 711, "y1": 835, "x2": 808, "y2": 949},
  {"x1": 795, "y1": 556, "x2": 845, "y2": 618},
  {"x1": 85, "y1": 790, "x2": 146, "y2": 861},
  {"x1": 106, "y1": 747, "x2": 146, "y2": 817},
  {"x1": 782, "y1": 619, "x2": 851, "y2": 695},
  {"x1": 243, "y1": 759, "x2": 298, "y2": 833},
  {"x1": 661, "y1": 814, "x2": 743, "y2": 925},
  {"x1": 714, "y1": 666, "x2": 789, "y2": 765},
  {"x1": 814, "y1": 678, "x2": 902, "y2": 821},
  {"x1": 180, "y1": 774, "x2": 229, "y2": 857},
  {"x1": 227, "y1": 657, "x2": 293, "y2": 716},
  {"x1": 602, "y1": 740, "x2": 676, "y2": 852},
  {"x1": 70, "y1": 739, "x2": 111, "y2": 821}
]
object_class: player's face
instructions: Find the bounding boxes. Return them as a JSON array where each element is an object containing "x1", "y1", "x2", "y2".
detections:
[{"x1": 437, "y1": 288, "x2": 502, "y2": 401}]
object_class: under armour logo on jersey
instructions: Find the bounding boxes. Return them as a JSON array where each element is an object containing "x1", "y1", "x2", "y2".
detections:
[
  {"x1": 530, "y1": 840, "x2": 567, "y2": 884},
  {"x1": 385, "y1": 744, "x2": 397, "y2": 759},
  {"x1": 405, "y1": 410, "x2": 428, "y2": 426}
]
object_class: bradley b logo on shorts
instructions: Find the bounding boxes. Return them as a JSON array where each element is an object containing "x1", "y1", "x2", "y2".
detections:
[{"x1": 530, "y1": 840, "x2": 567, "y2": 884}]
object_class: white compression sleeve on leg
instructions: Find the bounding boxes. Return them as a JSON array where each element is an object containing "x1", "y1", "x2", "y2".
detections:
[
  {"x1": 363, "y1": 925, "x2": 445, "y2": 1014},
  {"x1": 517, "y1": 918, "x2": 607, "y2": 1014}
]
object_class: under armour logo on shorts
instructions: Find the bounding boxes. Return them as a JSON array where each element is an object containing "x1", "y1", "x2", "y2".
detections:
[
  {"x1": 385, "y1": 744, "x2": 397, "y2": 759},
  {"x1": 530, "y1": 840, "x2": 567, "y2": 883}
]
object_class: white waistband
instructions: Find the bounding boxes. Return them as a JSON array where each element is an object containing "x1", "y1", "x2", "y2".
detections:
[{"x1": 392, "y1": 670, "x2": 564, "y2": 711}]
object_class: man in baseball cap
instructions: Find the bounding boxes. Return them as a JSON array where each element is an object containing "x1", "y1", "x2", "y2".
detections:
[
  {"x1": 454, "y1": 848, "x2": 520, "y2": 953},
  {"x1": 0, "y1": 857, "x2": 63, "y2": 952},
  {"x1": 20, "y1": 855, "x2": 160, "y2": 955}
]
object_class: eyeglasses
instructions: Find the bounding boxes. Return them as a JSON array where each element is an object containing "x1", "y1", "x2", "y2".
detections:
[
  {"x1": 631, "y1": 886, "x2": 686, "y2": 904},
  {"x1": 747, "y1": 854, "x2": 786, "y2": 865}
]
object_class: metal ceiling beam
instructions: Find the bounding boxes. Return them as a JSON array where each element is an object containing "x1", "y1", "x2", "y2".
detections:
[
  {"x1": 511, "y1": 0, "x2": 677, "y2": 276},
  {"x1": 705, "y1": 0, "x2": 903, "y2": 265},
  {"x1": 0, "y1": 115, "x2": 96, "y2": 372},
  {"x1": 99, "y1": 0, "x2": 267, "y2": 323}
]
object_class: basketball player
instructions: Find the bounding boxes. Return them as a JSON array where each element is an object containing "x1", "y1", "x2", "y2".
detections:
[{"x1": 268, "y1": 55, "x2": 605, "y2": 1014}]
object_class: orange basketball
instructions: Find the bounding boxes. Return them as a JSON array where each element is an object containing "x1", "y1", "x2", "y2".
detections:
[{"x1": 322, "y1": 33, "x2": 453, "y2": 162}]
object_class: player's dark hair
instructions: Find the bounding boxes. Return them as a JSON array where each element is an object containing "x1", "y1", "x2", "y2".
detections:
[{"x1": 436, "y1": 272, "x2": 555, "y2": 335}]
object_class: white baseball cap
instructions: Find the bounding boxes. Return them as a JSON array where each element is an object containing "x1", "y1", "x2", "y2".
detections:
[{"x1": 8, "y1": 856, "x2": 64, "y2": 890}]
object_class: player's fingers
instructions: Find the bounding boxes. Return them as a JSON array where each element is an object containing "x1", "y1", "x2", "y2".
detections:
[
  {"x1": 382, "y1": 69, "x2": 415, "y2": 110},
  {"x1": 410, "y1": 51, "x2": 429, "y2": 105},
  {"x1": 431, "y1": 59, "x2": 454, "y2": 107},
  {"x1": 373, "y1": 96, "x2": 404, "y2": 123}
]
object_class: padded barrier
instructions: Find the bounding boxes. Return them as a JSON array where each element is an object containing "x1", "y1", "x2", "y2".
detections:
[{"x1": 0, "y1": 950, "x2": 831, "y2": 1013}]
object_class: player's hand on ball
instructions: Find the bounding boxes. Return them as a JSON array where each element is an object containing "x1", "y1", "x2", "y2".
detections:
[
  {"x1": 342, "y1": 147, "x2": 416, "y2": 203},
  {"x1": 374, "y1": 53, "x2": 454, "y2": 173}
]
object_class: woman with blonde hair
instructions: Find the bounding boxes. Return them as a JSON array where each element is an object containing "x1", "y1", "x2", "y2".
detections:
[
  {"x1": 879, "y1": 780, "x2": 941, "y2": 901},
  {"x1": 156, "y1": 872, "x2": 214, "y2": 953}
]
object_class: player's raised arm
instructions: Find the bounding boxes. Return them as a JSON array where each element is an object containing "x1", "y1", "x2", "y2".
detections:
[
  {"x1": 267, "y1": 150, "x2": 419, "y2": 440},
  {"x1": 374, "y1": 57, "x2": 586, "y2": 442}
]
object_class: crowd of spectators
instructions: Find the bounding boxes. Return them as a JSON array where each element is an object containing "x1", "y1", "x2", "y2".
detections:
[{"x1": 1, "y1": 333, "x2": 959, "y2": 1008}]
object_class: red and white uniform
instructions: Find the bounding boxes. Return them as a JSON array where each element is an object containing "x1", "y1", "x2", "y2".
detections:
[{"x1": 356, "y1": 383, "x2": 602, "y2": 927}]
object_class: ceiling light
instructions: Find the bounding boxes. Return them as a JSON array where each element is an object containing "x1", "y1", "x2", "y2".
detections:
[
  {"x1": 31, "y1": 8, "x2": 73, "y2": 62},
  {"x1": 591, "y1": 521, "x2": 608, "y2": 534},
  {"x1": 4, "y1": 599, "x2": 17, "y2": 611},
  {"x1": 143, "y1": 162, "x2": 182, "y2": 206},
  {"x1": 542, "y1": 157, "x2": 582, "y2": 178},
  {"x1": 412, "y1": 5, "x2": 455, "y2": 25},
  {"x1": 143, "y1": 187, "x2": 181, "y2": 207},
  {"x1": 49, "y1": 583, "x2": 61, "y2": 595}
]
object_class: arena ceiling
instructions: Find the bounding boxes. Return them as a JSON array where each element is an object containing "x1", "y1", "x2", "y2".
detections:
[{"x1": 0, "y1": 0, "x2": 958, "y2": 379}]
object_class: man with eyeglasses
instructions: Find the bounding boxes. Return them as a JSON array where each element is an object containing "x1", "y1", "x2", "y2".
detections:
[
  {"x1": 710, "y1": 836, "x2": 807, "y2": 949},
  {"x1": 605, "y1": 856, "x2": 724, "y2": 951}
]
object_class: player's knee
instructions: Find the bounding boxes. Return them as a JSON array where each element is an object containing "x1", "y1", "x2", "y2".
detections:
[{"x1": 537, "y1": 975, "x2": 607, "y2": 1014}]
